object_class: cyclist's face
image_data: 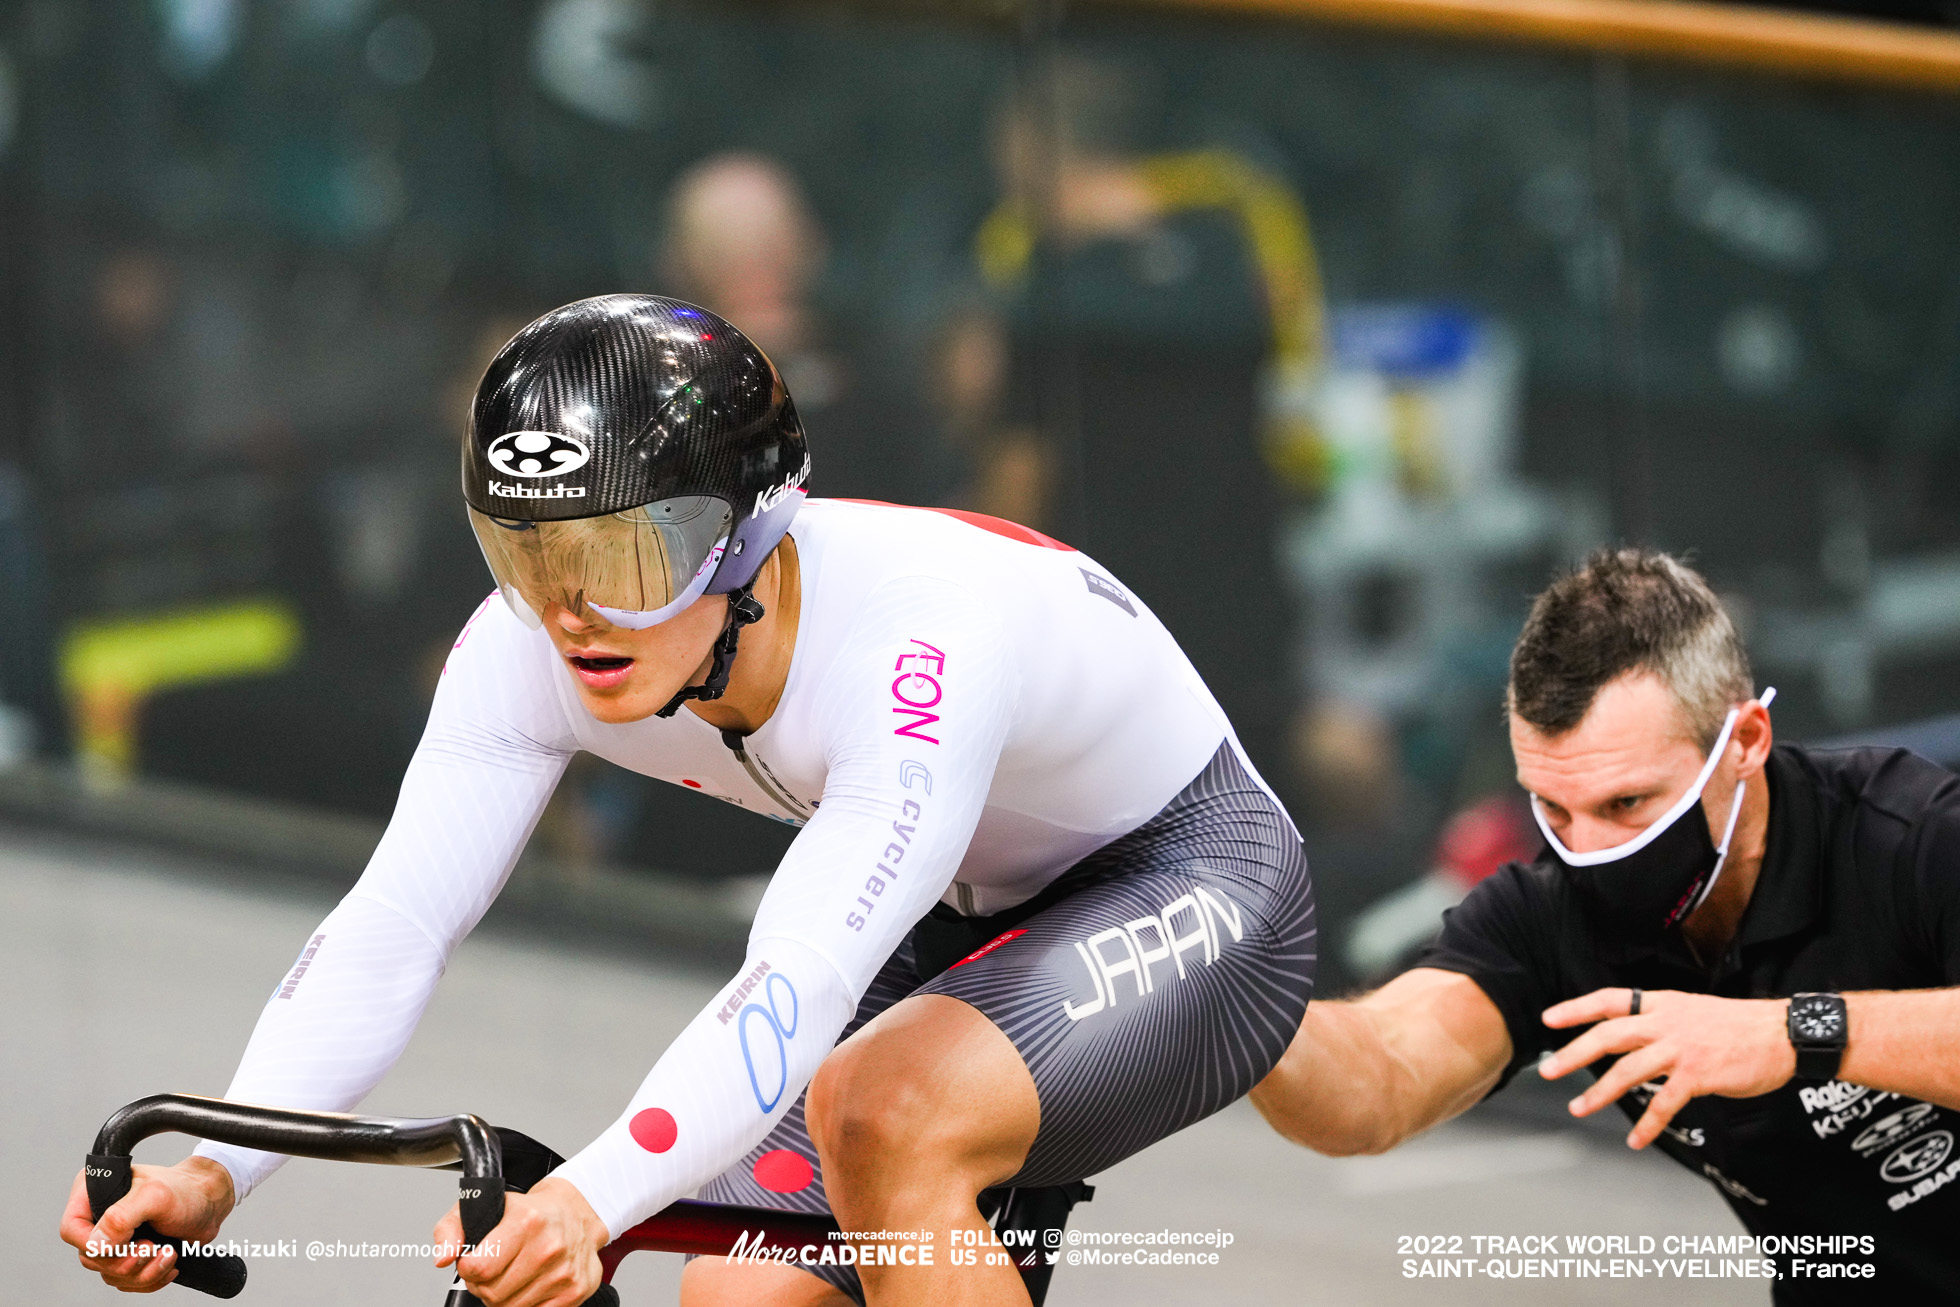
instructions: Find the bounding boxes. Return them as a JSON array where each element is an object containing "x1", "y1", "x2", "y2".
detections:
[{"x1": 539, "y1": 589, "x2": 727, "y2": 724}]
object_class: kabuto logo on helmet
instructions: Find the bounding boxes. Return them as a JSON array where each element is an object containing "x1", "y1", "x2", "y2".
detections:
[
  {"x1": 754, "y1": 452, "x2": 812, "y2": 516},
  {"x1": 488, "y1": 430, "x2": 592, "y2": 478}
]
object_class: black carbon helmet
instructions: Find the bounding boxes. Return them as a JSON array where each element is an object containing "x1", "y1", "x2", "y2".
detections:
[{"x1": 462, "y1": 294, "x2": 810, "y2": 608}]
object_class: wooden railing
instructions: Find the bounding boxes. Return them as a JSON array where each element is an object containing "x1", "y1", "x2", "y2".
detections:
[{"x1": 1115, "y1": 0, "x2": 1960, "y2": 93}]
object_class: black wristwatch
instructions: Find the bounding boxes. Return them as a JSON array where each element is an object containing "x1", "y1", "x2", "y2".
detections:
[{"x1": 1787, "y1": 993, "x2": 1849, "y2": 1081}]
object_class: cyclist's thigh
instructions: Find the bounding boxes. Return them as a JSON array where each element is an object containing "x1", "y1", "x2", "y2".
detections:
[
  {"x1": 681, "y1": 1257, "x2": 856, "y2": 1307},
  {"x1": 915, "y1": 743, "x2": 1317, "y2": 1185}
]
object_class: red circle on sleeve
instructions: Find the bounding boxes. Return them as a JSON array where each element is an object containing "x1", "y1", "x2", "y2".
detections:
[
  {"x1": 753, "y1": 1149, "x2": 815, "y2": 1193},
  {"x1": 630, "y1": 1108, "x2": 679, "y2": 1153}
]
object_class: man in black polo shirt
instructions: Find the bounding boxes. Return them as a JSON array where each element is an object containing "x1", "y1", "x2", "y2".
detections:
[{"x1": 1252, "y1": 549, "x2": 1960, "y2": 1299}]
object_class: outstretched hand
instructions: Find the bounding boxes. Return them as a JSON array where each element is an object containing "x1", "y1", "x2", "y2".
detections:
[
  {"x1": 434, "y1": 1177, "x2": 609, "y2": 1307},
  {"x1": 1539, "y1": 988, "x2": 1795, "y2": 1149}
]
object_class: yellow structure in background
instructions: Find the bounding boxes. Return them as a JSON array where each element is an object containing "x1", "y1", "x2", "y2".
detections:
[
  {"x1": 1125, "y1": 0, "x2": 1960, "y2": 94},
  {"x1": 59, "y1": 600, "x2": 301, "y2": 784},
  {"x1": 977, "y1": 148, "x2": 1326, "y2": 365},
  {"x1": 976, "y1": 148, "x2": 1333, "y2": 488}
]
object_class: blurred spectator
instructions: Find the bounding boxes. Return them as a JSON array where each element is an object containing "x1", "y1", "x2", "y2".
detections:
[
  {"x1": 96, "y1": 248, "x2": 171, "y2": 348},
  {"x1": 657, "y1": 153, "x2": 930, "y2": 504},
  {"x1": 973, "y1": 56, "x2": 1305, "y2": 798},
  {"x1": 923, "y1": 305, "x2": 1049, "y2": 527},
  {"x1": 80, "y1": 245, "x2": 178, "y2": 482},
  {"x1": 661, "y1": 153, "x2": 827, "y2": 368}
]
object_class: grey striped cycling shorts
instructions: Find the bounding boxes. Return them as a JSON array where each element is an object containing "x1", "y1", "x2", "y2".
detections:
[{"x1": 696, "y1": 741, "x2": 1316, "y2": 1301}]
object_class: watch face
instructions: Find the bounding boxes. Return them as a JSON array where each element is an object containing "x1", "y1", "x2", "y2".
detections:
[{"x1": 1791, "y1": 997, "x2": 1846, "y2": 1043}]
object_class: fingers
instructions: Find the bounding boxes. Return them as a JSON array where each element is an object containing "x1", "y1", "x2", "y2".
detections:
[
  {"x1": 460, "y1": 1222, "x2": 553, "y2": 1307},
  {"x1": 115, "y1": 1244, "x2": 180, "y2": 1293},
  {"x1": 58, "y1": 1170, "x2": 99, "y2": 1250},
  {"x1": 465, "y1": 1240, "x2": 542, "y2": 1306},
  {"x1": 1543, "y1": 987, "x2": 1648, "y2": 1030},
  {"x1": 91, "y1": 1194, "x2": 143, "y2": 1247},
  {"x1": 487, "y1": 1250, "x2": 593, "y2": 1307},
  {"x1": 100, "y1": 1168, "x2": 190, "y2": 1243},
  {"x1": 78, "y1": 1242, "x2": 179, "y2": 1293},
  {"x1": 433, "y1": 1203, "x2": 463, "y2": 1268},
  {"x1": 455, "y1": 1206, "x2": 527, "y2": 1302},
  {"x1": 1569, "y1": 1043, "x2": 1671, "y2": 1118},
  {"x1": 87, "y1": 1178, "x2": 176, "y2": 1272},
  {"x1": 456, "y1": 1196, "x2": 600, "y2": 1307},
  {"x1": 1628, "y1": 1078, "x2": 1695, "y2": 1151},
  {"x1": 66, "y1": 1162, "x2": 217, "y2": 1293},
  {"x1": 465, "y1": 1214, "x2": 592, "y2": 1307},
  {"x1": 73, "y1": 1204, "x2": 180, "y2": 1294},
  {"x1": 1538, "y1": 1017, "x2": 1652, "y2": 1080}
]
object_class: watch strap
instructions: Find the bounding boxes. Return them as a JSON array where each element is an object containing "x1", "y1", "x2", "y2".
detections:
[{"x1": 1795, "y1": 1043, "x2": 1844, "y2": 1081}]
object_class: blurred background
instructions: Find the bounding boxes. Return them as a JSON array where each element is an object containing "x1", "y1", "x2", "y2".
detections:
[{"x1": 5, "y1": 0, "x2": 1960, "y2": 1298}]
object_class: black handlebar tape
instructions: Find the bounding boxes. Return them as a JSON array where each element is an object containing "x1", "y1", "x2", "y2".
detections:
[
  {"x1": 439, "y1": 1170, "x2": 509, "y2": 1306},
  {"x1": 457, "y1": 1174, "x2": 505, "y2": 1249},
  {"x1": 83, "y1": 1153, "x2": 246, "y2": 1299}
]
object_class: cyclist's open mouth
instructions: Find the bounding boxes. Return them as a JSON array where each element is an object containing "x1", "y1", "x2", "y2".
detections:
[{"x1": 568, "y1": 654, "x2": 635, "y2": 690}]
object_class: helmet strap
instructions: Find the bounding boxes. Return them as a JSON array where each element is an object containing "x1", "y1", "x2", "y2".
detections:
[{"x1": 654, "y1": 584, "x2": 767, "y2": 719}]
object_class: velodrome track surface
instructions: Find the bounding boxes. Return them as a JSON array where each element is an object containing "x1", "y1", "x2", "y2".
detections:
[{"x1": 3, "y1": 828, "x2": 1758, "y2": 1306}]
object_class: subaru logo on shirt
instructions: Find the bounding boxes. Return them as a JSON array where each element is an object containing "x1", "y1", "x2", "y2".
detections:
[
  {"x1": 1852, "y1": 1102, "x2": 1936, "y2": 1156},
  {"x1": 1881, "y1": 1130, "x2": 1954, "y2": 1184},
  {"x1": 487, "y1": 430, "x2": 592, "y2": 478}
]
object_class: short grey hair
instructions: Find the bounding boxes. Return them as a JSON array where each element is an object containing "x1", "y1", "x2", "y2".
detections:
[{"x1": 1508, "y1": 549, "x2": 1753, "y2": 750}]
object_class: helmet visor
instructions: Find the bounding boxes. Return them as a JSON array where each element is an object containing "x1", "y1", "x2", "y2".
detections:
[{"x1": 468, "y1": 495, "x2": 735, "y2": 630}]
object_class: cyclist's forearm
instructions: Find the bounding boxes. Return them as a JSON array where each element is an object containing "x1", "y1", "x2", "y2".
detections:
[
  {"x1": 550, "y1": 936, "x2": 856, "y2": 1239},
  {"x1": 191, "y1": 895, "x2": 446, "y2": 1201}
]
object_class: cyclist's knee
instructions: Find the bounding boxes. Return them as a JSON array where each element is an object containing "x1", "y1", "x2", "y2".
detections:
[
  {"x1": 807, "y1": 1032, "x2": 958, "y2": 1171},
  {"x1": 808, "y1": 996, "x2": 1034, "y2": 1188}
]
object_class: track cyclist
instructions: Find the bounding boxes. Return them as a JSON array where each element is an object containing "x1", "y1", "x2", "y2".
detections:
[{"x1": 61, "y1": 295, "x2": 1316, "y2": 1307}]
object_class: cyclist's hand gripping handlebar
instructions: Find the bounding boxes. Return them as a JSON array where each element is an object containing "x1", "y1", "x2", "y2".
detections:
[
  {"x1": 84, "y1": 1093, "x2": 617, "y2": 1305},
  {"x1": 81, "y1": 1152, "x2": 245, "y2": 1299}
]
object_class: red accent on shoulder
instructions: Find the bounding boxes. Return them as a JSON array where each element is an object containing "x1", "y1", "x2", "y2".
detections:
[
  {"x1": 681, "y1": 779, "x2": 702, "y2": 789},
  {"x1": 629, "y1": 1108, "x2": 679, "y2": 1153},
  {"x1": 441, "y1": 593, "x2": 500, "y2": 677},
  {"x1": 949, "y1": 928, "x2": 1027, "y2": 970},
  {"x1": 752, "y1": 1149, "x2": 816, "y2": 1193},
  {"x1": 832, "y1": 500, "x2": 1074, "y2": 551}
]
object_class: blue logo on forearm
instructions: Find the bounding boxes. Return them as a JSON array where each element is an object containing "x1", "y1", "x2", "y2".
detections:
[{"x1": 739, "y1": 972, "x2": 801, "y2": 1112}]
